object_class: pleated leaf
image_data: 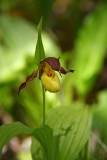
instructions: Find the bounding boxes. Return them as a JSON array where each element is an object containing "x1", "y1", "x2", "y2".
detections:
[
  {"x1": 31, "y1": 125, "x2": 53, "y2": 160},
  {"x1": 31, "y1": 106, "x2": 92, "y2": 160},
  {"x1": 0, "y1": 122, "x2": 33, "y2": 158}
]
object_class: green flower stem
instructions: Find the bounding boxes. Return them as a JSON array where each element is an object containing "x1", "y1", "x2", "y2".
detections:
[{"x1": 42, "y1": 84, "x2": 45, "y2": 126}]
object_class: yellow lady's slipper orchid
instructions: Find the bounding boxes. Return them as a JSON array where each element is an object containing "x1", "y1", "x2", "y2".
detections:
[
  {"x1": 18, "y1": 57, "x2": 74, "y2": 95},
  {"x1": 41, "y1": 62, "x2": 61, "y2": 92}
]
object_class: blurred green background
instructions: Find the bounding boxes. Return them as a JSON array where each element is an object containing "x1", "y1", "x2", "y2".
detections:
[{"x1": 0, "y1": 0, "x2": 107, "y2": 160}]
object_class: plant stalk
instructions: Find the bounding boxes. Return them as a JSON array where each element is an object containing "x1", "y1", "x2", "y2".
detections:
[{"x1": 42, "y1": 85, "x2": 45, "y2": 126}]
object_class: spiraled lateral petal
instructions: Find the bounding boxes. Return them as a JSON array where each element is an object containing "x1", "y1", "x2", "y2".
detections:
[
  {"x1": 18, "y1": 70, "x2": 38, "y2": 95},
  {"x1": 59, "y1": 67, "x2": 75, "y2": 74}
]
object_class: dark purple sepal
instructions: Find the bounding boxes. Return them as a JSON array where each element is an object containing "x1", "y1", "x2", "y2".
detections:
[
  {"x1": 40, "y1": 57, "x2": 60, "y2": 71},
  {"x1": 41, "y1": 57, "x2": 75, "y2": 75}
]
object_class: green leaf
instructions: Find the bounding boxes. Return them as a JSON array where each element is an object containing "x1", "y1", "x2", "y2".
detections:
[
  {"x1": 31, "y1": 137, "x2": 44, "y2": 160},
  {"x1": 31, "y1": 105, "x2": 92, "y2": 160},
  {"x1": 93, "y1": 90, "x2": 107, "y2": 137},
  {"x1": 0, "y1": 14, "x2": 36, "y2": 50},
  {"x1": 17, "y1": 151, "x2": 32, "y2": 160},
  {"x1": 35, "y1": 18, "x2": 45, "y2": 66},
  {"x1": 0, "y1": 122, "x2": 33, "y2": 158},
  {"x1": 72, "y1": 4, "x2": 107, "y2": 96},
  {"x1": 16, "y1": 150, "x2": 32, "y2": 160},
  {"x1": 31, "y1": 125, "x2": 53, "y2": 160},
  {"x1": 76, "y1": 141, "x2": 90, "y2": 160}
]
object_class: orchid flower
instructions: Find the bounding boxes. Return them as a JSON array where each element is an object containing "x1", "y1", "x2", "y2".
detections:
[{"x1": 18, "y1": 57, "x2": 74, "y2": 95}]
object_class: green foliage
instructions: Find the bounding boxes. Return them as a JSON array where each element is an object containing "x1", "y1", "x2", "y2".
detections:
[
  {"x1": 0, "y1": 105, "x2": 92, "y2": 160},
  {"x1": 32, "y1": 125, "x2": 53, "y2": 160},
  {"x1": 0, "y1": 0, "x2": 17, "y2": 10},
  {"x1": 35, "y1": 0, "x2": 55, "y2": 23},
  {"x1": 31, "y1": 105, "x2": 92, "y2": 160},
  {"x1": 0, "y1": 2, "x2": 107, "y2": 159},
  {"x1": 0, "y1": 122, "x2": 33, "y2": 158},
  {"x1": 35, "y1": 17, "x2": 45, "y2": 66},
  {"x1": 0, "y1": 15, "x2": 36, "y2": 49},
  {"x1": 76, "y1": 141, "x2": 90, "y2": 160},
  {"x1": 72, "y1": 4, "x2": 107, "y2": 96},
  {"x1": 17, "y1": 152, "x2": 32, "y2": 160},
  {"x1": 0, "y1": 15, "x2": 60, "y2": 83},
  {"x1": 93, "y1": 90, "x2": 107, "y2": 137},
  {"x1": 0, "y1": 14, "x2": 60, "y2": 127},
  {"x1": 0, "y1": 14, "x2": 36, "y2": 83}
]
